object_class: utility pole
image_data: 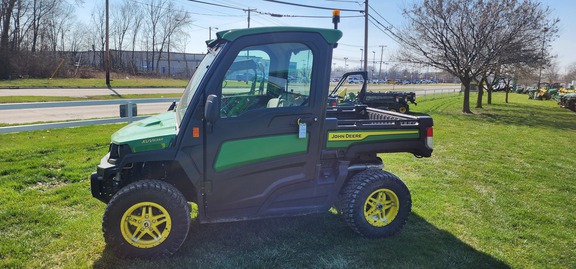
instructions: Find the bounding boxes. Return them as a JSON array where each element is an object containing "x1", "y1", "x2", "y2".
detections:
[
  {"x1": 105, "y1": 0, "x2": 110, "y2": 87},
  {"x1": 378, "y1": 45, "x2": 386, "y2": 80},
  {"x1": 372, "y1": 50, "x2": 375, "y2": 78},
  {"x1": 363, "y1": 0, "x2": 368, "y2": 72},
  {"x1": 245, "y1": 8, "x2": 256, "y2": 28}
]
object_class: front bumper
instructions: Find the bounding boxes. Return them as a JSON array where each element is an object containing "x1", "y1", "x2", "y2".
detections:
[{"x1": 90, "y1": 153, "x2": 121, "y2": 203}]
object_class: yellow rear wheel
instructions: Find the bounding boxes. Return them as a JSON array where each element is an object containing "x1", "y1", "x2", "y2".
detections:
[
  {"x1": 339, "y1": 170, "x2": 411, "y2": 238},
  {"x1": 363, "y1": 188, "x2": 400, "y2": 227}
]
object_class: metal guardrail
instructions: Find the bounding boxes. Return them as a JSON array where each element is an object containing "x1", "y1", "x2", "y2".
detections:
[
  {"x1": 0, "y1": 98, "x2": 178, "y2": 134},
  {"x1": 417, "y1": 89, "x2": 460, "y2": 100}
]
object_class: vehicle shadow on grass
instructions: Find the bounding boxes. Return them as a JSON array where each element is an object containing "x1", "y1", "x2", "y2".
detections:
[{"x1": 93, "y1": 213, "x2": 510, "y2": 269}]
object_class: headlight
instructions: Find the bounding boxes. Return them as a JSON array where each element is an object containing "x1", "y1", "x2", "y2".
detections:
[{"x1": 107, "y1": 143, "x2": 132, "y2": 164}]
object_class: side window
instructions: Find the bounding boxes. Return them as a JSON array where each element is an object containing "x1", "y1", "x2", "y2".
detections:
[
  {"x1": 220, "y1": 43, "x2": 313, "y2": 118},
  {"x1": 286, "y1": 47, "x2": 313, "y2": 107}
]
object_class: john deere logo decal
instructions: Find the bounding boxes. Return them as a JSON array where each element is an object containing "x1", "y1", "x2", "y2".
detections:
[{"x1": 328, "y1": 130, "x2": 419, "y2": 141}]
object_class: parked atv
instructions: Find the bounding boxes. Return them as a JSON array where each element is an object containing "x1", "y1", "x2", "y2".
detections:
[
  {"x1": 560, "y1": 92, "x2": 576, "y2": 112},
  {"x1": 328, "y1": 72, "x2": 417, "y2": 113}
]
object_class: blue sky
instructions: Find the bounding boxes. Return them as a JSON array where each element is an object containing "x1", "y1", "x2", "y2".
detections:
[{"x1": 79, "y1": 0, "x2": 575, "y2": 71}]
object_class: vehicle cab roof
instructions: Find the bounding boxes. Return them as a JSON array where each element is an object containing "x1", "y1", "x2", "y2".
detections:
[{"x1": 207, "y1": 27, "x2": 343, "y2": 47}]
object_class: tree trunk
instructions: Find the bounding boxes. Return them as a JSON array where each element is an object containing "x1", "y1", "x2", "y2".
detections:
[
  {"x1": 487, "y1": 87, "x2": 493, "y2": 104},
  {"x1": 156, "y1": 48, "x2": 163, "y2": 75},
  {"x1": 476, "y1": 77, "x2": 485, "y2": 108},
  {"x1": 461, "y1": 77, "x2": 472, "y2": 113},
  {"x1": 0, "y1": 0, "x2": 17, "y2": 79}
]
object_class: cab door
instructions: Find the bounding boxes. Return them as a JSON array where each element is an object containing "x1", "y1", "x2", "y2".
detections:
[{"x1": 202, "y1": 33, "x2": 330, "y2": 220}]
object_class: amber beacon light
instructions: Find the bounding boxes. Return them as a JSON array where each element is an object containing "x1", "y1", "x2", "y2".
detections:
[{"x1": 332, "y1": 9, "x2": 340, "y2": 29}]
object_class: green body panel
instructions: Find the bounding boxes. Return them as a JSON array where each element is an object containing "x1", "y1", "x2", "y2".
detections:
[
  {"x1": 214, "y1": 134, "x2": 309, "y2": 172},
  {"x1": 213, "y1": 27, "x2": 343, "y2": 46},
  {"x1": 111, "y1": 112, "x2": 177, "y2": 153},
  {"x1": 326, "y1": 129, "x2": 420, "y2": 149}
]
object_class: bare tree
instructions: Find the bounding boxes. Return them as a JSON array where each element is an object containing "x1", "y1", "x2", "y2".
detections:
[
  {"x1": 30, "y1": 0, "x2": 59, "y2": 52},
  {"x1": 90, "y1": 2, "x2": 105, "y2": 69},
  {"x1": 123, "y1": 0, "x2": 143, "y2": 74},
  {"x1": 143, "y1": 0, "x2": 168, "y2": 73},
  {"x1": 398, "y1": 0, "x2": 558, "y2": 113},
  {"x1": 543, "y1": 59, "x2": 560, "y2": 84},
  {"x1": 155, "y1": 0, "x2": 191, "y2": 76},
  {"x1": 110, "y1": 0, "x2": 134, "y2": 71},
  {"x1": 563, "y1": 62, "x2": 576, "y2": 84}
]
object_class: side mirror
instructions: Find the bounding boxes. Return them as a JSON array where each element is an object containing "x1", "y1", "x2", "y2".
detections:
[
  {"x1": 204, "y1": 94, "x2": 220, "y2": 123},
  {"x1": 167, "y1": 101, "x2": 176, "y2": 111}
]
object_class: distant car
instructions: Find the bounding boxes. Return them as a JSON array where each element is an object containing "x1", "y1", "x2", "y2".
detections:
[{"x1": 348, "y1": 77, "x2": 362, "y2": 84}]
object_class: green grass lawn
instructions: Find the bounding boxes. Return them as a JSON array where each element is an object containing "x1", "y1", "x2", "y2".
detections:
[
  {"x1": 0, "y1": 78, "x2": 188, "y2": 88},
  {"x1": 0, "y1": 93, "x2": 574, "y2": 268}
]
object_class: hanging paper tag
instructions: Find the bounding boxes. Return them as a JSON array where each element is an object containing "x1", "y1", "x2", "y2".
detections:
[{"x1": 298, "y1": 123, "x2": 307, "y2": 139}]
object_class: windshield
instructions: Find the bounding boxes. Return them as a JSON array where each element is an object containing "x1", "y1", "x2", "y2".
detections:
[{"x1": 176, "y1": 46, "x2": 220, "y2": 125}]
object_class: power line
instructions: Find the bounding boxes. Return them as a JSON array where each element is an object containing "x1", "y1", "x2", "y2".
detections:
[
  {"x1": 255, "y1": 10, "x2": 363, "y2": 18},
  {"x1": 368, "y1": 4, "x2": 400, "y2": 33},
  {"x1": 185, "y1": 0, "x2": 244, "y2": 11},
  {"x1": 264, "y1": 0, "x2": 364, "y2": 12},
  {"x1": 183, "y1": 0, "x2": 362, "y2": 20},
  {"x1": 368, "y1": 14, "x2": 405, "y2": 45}
]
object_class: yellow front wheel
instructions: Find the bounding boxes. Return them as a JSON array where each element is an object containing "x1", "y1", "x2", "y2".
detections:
[
  {"x1": 103, "y1": 180, "x2": 191, "y2": 259},
  {"x1": 120, "y1": 202, "x2": 172, "y2": 248},
  {"x1": 339, "y1": 170, "x2": 411, "y2": 238}
]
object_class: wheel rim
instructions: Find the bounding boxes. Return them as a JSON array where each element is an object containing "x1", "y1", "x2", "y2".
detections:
[
  {"x1": 120, "y1": 202, "x2": 172, "y2": 248},
  {"x1": 399, "y1": 106, "x2": 407, "y2": 113},
  {"x1": 363, "y1": 188, "x2": 400, "y2": 227}
]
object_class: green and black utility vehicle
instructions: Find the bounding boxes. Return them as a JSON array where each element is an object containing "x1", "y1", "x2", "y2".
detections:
[
  {"x1": 91, "y1": 27, "x2": 434, "y2": 259},
  {"x1": 328, "y1": 72, "x2": 417, "y2": 113}
]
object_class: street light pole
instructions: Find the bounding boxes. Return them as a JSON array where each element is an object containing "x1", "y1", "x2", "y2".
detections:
[
  {"x1": 360, "y1": 48, "x2": 363, "y2": 70},
  {"x1": 363, "y1": 0, "x2": 368, "y2": 72},
  {"x1": 209, "y1": 27, "x2": 218, "y2": 39},
  {"x1": 344, "y1": 57, "x2": 348, "y2": 70}
]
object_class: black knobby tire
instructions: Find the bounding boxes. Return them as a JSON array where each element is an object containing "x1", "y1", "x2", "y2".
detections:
[
  {"x1": 102, "y1": 180, "x2": 191, "y2": 259},
  {"x1": 339, "y1": 169, "x2": 411, "y2": 238}
]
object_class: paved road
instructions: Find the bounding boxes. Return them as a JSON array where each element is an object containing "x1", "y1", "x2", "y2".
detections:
[
  {"x1": 0, "y1": 87, "x2": 184, "y2": 124},
  {"x1": 1, "y1": 85, "x2": 459, "y2": 124},
  {"x1": 1, "y1": 103, "x2": 174, "y2": 124}
]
